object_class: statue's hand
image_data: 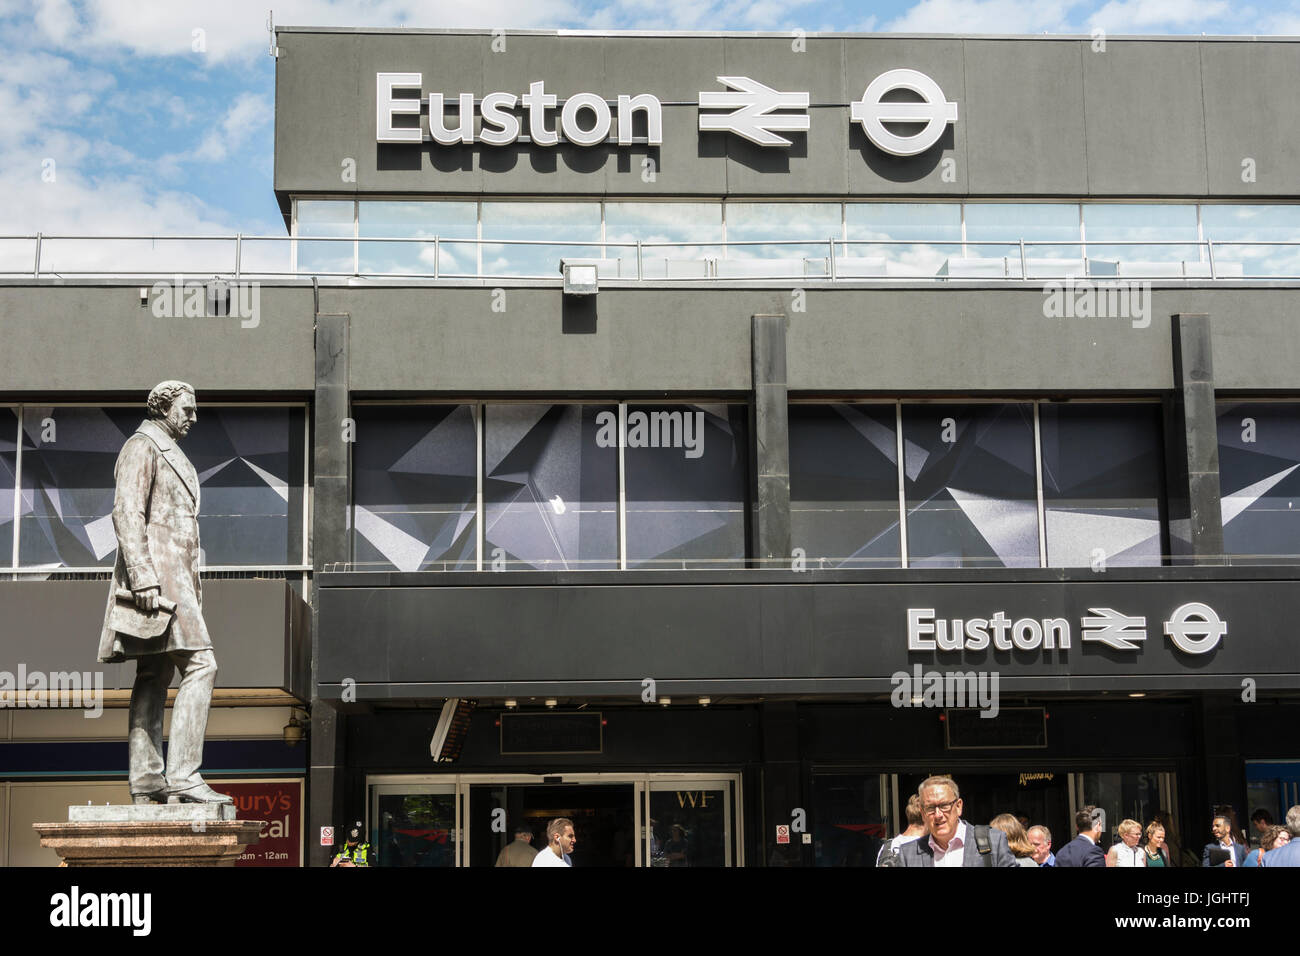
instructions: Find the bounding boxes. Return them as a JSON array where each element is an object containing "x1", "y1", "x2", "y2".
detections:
[{"x1": 133, "y1": 586, "x2": 160, "y2": 612}]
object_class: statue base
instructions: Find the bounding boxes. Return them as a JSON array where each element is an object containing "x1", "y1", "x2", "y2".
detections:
[{"x1": 34, "y1": 804, "x2": 265, "y2": 867}]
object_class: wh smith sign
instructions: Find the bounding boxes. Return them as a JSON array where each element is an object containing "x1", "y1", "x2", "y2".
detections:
[{"x1": 377, "y1": 68, "x2": 957, "y2": 156}]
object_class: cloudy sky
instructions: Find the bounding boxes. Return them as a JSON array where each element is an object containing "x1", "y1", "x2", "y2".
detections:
[{"x1": 3, "y1": 0, "x2": 1298, "y2": 242}]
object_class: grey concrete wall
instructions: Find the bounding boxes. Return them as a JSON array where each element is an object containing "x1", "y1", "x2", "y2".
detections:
[
  {"x1": 0, "y1": 286, "x2": 315, "y2": 394},
  {"x1": 6, "y1": 283, "x2": 1300, "y2": 395},
  {"x1": 274, "y1": 30, "x2": 1300, "y2": 200},
  {"x1": 0, "y1": 579, "x2": 304, "y2": 691}
]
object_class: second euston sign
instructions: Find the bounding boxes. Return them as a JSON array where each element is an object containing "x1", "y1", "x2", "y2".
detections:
[{"x1": 376, "y1": 68, "x2": 958, "y2": 157}]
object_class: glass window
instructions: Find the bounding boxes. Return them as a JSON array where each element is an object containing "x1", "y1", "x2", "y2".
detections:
[
  {"x1": 481, "y1": 201, "x2": 601, "y2": 278},
  {"x1": 902, "y1": 403, "x2": 1040, "y2": 568},
  {"x1": 1039, "y1": 403, "x2": 1164, "y2": 568},
  {"x1": 624, "y1": 404, "x2": 748, "y2": 569},
  {"x1": 296, "y1": 200, "x2": 354, "y2": 275},
  {"x1": 359, "y1": 201, "x2": 477, "y2": 277},
  {"x1": 1217, "y1": 402, "x2": 1300, "y2": 564},
  {"x1": 724, "y1": 202, "x2": 840, "y2": 277},
  {"x1": 0, "y1": 407, "x2": 15, "y2": 566},
  {"x1": 17, "y1": 405, "x2": 305, "y2": 569},
  {"x1": 604, "y1": 202, "x2": 722, "y2": 279},
  {"x1": 1083, "y1": 203, "x2": 1200, "y2": 271},
  {"x1": 184, "y1": 406, "x2": 307, "y2": 566},
  {"x1": 965, "y1": 203, "x2": 1081, "y2": 276},
  {"x1": 1078, "y1": 772, "x2": 1163, "y2": 854},
  {"x1": 844, "y1": 203, "x2": 962, "y2": 276},
  {"x1": 351, "y1": 404, "x2": 477, "y2": 571},
  {"x1": 18, "y1": 406, "x2": 158, "y2": 569},
  {"x1": 483, "y1": 404, "x2": 618, "y2": 570},
  {"x1": 648, "y1": 783, "x2": 732, "y2": 867},
  {"x1": 1200, "y1": 205, "x2": 1300, "y2": 278},
  {"x1": 789, "y1": 403, "x2": 901, "y2": 569},
  {"x1": 811, "y1": 773, "x2": 891, "y2": 867}
]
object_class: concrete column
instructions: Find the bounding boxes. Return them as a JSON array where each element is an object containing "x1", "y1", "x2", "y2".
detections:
[
  {"x1": 309, "y1": 308, "x2": 350, "y2": 865},
  {"x1": 1170, "y1": 313, "x2": 1224, "y2": 565},
  {"x1": 750, "y1": 313, "x2": 791, "y2": 567}
]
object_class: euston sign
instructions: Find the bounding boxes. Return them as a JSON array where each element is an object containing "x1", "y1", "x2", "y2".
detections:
[
  {"x1": 907, "y1": 602, "x2": 1228, "y2": 657},
  {"x1": 376, "y1": 70, "x2": 958, "y2": 156}
]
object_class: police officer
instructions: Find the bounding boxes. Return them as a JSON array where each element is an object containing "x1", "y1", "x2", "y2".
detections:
[{"x1": 331, "y1": 821, "x2": 372, "y2": 867}]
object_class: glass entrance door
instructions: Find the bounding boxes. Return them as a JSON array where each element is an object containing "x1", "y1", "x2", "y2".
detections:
[
  {"x1": 369, "y1": 782, "x2": 458, "y2": 867},
  {"x1": 646, "y1": 779, "x2": 736, "y2": 867},
  {"x1": 1072, "y1": 771, "x2": 1175, "y2": 858}
]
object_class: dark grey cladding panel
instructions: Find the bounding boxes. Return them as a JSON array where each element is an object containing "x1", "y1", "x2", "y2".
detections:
[
  {"x1": 276, "y1": 31, "x2": 1292, "y2": 199},
  {"x1": 0, "y1": 286, "x2": 316, "y2": 393},
  {"x1": 0, "y1": 579, "x2": 302, "y2": 691},
  {"x1": 316, "y1": 576, "x2": 1300, "y2": 695}
]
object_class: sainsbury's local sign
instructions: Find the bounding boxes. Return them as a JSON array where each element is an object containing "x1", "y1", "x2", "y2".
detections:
[{"x1": 376, "y1": 68, "x2": 958, "y2": 156}]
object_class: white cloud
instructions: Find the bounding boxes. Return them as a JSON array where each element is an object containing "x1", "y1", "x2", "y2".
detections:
[
  {"x1": 886, "y1": 0, "x2": 1080, "y2": 33},
  {"x1": 1088, "y1": 0, "x2": 1232, "y2": 31},
  {"x1": 188, "y1": 91, "x2": 271, "y2": 163},
  {"x1": 28, "y1": 0, "x2": 591, "y2": 64}
]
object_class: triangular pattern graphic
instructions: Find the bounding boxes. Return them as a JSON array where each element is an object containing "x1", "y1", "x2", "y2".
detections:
[
  {"x1": 947, "y1": 487, "x2": 1040, "y2": 566},
  {"x1": 1222, "y1": 464, "x2": 1300, "y2": 525}
]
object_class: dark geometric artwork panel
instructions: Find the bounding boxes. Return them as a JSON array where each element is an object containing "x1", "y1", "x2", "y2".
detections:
[
  {"x1": 903, "y1": 403, "x2": 1039, "y2": 568},
  {"x1": 1039, "y1": 403, "x2": 1164, "y2": 568},
  {"x1": 1217, "y1": 402, "x2": 1300, "y2": 564},
  {"x1": 0, "y1": 407, "x2": 16, "y2": 565},
  {"x1": 17, "y1": 405, "x2": 305, "y2": 569},
  {"x1": 789, "y1": 403, "x2": 901, "y2": 568},
  {"x1": 624, "y1": 404, "x2": 748, "y2": 569},
  {"x1": 484, "y1": 404, "x2": 618, "y2": 570},
  {"x1": 352, "y1": 404, "x2": 477, "y2": 571}
]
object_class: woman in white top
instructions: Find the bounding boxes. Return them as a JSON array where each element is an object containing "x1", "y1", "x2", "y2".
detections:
[{"x1": 1107, "y1": 819, "x2": 1146, "y2": 867}]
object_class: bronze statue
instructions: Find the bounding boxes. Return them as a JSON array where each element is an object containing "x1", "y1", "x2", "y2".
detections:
[{"x1": 98, "y1": 381, "x2": 231, "y2": 805}]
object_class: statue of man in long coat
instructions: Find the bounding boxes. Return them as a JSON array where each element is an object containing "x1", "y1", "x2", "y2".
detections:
[{"x1": 98, "y1": 381, "x2": 231, "y2": 805}]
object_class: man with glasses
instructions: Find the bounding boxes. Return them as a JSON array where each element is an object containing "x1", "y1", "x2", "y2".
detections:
[{"x1": 895, "y1": 776, "x2": 1017, "y2": 867}]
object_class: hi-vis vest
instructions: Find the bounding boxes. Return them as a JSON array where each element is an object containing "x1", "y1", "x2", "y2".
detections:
[{"x1": 338, "y1": 842, "x2": 370, "y2": 866}]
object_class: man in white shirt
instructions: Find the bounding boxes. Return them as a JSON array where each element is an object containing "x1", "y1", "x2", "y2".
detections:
[{"x1": 531, "y1": 817, "x2": 576, "y2": 867}]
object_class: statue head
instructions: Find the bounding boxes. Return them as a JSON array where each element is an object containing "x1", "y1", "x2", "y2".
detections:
[{"x1": 146, "y1": 380, "x2": 197, "y2": 440}]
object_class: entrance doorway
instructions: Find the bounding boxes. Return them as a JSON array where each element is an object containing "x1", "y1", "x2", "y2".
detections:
[
  {"x1": 900, "y1": 771, "x2": 1070, "y2": 852},
  {"x1": 367, "y1": 772, "x2": 742, "y2": 867},
  {"x1": 470, "y1": 783, "x2": 635, "y2": 867}
]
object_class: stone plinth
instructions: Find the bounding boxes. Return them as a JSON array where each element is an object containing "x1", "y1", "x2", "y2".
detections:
[{"x1": 35, "y1": 805, "x2": 265, "y2": 867}]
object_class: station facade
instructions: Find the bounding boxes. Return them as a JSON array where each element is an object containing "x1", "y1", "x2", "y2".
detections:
[{"x1": 2, "y1": 29, "x2": 1299, "y2": 865}]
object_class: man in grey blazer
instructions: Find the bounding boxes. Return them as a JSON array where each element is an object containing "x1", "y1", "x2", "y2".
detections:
[
  {"x1": 895, "y1": 776, "x2": 1019, "y2": 867},
  {"x1": 99, "y1": 381, "x2": 231, "y2": 805}
]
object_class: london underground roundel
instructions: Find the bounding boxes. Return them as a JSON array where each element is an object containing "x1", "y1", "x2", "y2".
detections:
[{"x1": 850, "y1": 68, "x2": 959, "y2": 157}]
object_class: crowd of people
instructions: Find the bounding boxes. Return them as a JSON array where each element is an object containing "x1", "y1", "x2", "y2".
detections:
[{"x1": 878, "y1": 776, "x2": 1300, "y2": 868}]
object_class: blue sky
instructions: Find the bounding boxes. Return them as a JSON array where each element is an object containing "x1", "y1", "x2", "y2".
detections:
[{"x1": 3, "y1": 0, "x2": 1299, "y2": 240}]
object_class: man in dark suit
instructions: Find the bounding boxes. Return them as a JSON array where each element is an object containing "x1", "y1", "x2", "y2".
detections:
[
  {"x1": 1202, "y1": 813, "x2": 1248, "y2": 867},
  {"x1": 1055, "y1": 806, "x2": 1106, "y2": 867},
  {"x1": 895, "y1": 775, "x2": 1018, "y2": 867}
]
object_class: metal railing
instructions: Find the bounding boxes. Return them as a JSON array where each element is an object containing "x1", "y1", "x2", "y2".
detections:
[{"x1": 2, "y1": 233, "x2": 1299, "y2": 282}]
